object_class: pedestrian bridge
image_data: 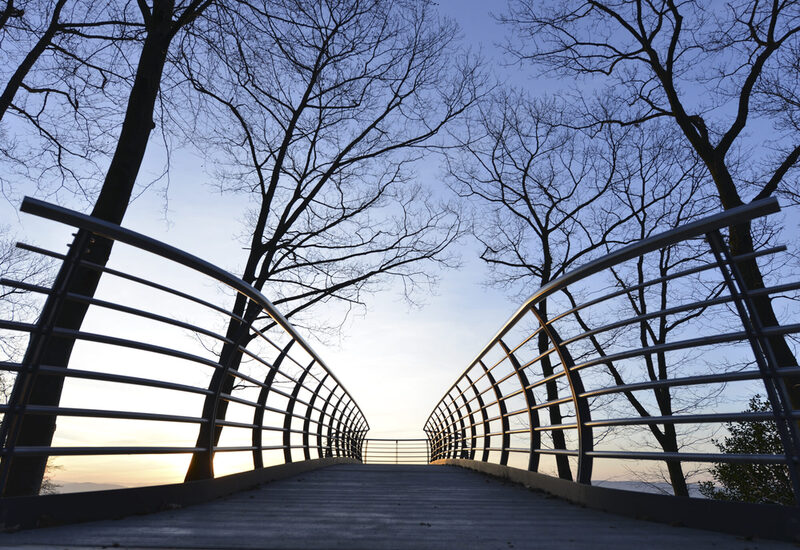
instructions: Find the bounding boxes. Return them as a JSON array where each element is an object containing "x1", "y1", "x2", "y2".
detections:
[
  {"x1": 1, "y1": 464, "x2": 796, "y2": 549},
  {"x1": 0, "y1": 197, "x2": 799, "y2": 547}
]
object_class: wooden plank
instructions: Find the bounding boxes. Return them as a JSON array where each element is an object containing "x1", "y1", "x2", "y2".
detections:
[{"x1": 0, "y1": 464, "x2": 793, "y2": 549}]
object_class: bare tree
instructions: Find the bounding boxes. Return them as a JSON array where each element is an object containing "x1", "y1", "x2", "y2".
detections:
[
  {"x1": 1, "y1": 0, "x2": 213, "y2": 497},
  {"x1": 0, "y1": 231, "x2": 59, "y2": 495},
  {"x1": 0, "y1": 231, "x2": 54, "y2": 377},
  {"x1": 575, "y1": 124, "x2": 721, "y2": 496},
  {"x1": 449, "y1": 83, "x2": 736, "y2": 494},
  {"x1": 499, "y1": 0, "x2": 800, "y2": 406},
  {"x1": 447, "y1": 91, "x2": 635, "y2": 479},
  {"x1": 176, "y1": 0, "x2": 479, "y2": 481},
  {"x1": 0, "y1": 0, "x2": 148, "y2": 201}
]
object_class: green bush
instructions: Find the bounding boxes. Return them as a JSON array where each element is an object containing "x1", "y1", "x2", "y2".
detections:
[{"x1": 699, "y1": 395, "x2": 793, "y2": 505}]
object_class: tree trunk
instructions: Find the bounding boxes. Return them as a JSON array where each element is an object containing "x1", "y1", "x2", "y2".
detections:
[
  {"x1": 710, "y1": 159, "x2": 800, "y2": 404},
  {"x1": 0, "y1": 0, "x2": 175, "y2": 497},
  {"x1": 184, "y1": 295, "x2": 260, "y2": 481},
  {"x1": 183, "y1": 191, "x2": 272, "y2": 481},
  {"x1": 653, "y1": 382, "x2": 688, "y2": 496},
  {"x1": 537, "y1": 300, "x2": 572, "y2": 480},
  {"x1": 729, "y1": 220, "x2": 800, "y2": 387},
  {"x1": 661, "y1": 423, "x2": 689, "y2": 497}
]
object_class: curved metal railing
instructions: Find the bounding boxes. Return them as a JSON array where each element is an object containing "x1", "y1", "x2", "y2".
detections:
[
  {"x1": 362, "y1": 438, "x2": 430, "y2": 464},
  {"x1": 0, "y1": 197, "x2": 369, "y2": 495},
  {"x1": 425, "y1": 198, "x2": 800, "y2": 504}
]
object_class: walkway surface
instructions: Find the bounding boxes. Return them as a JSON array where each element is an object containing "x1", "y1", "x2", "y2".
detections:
[{"x1": 0, "y1": 464, "x2": 792, "y2": 549}]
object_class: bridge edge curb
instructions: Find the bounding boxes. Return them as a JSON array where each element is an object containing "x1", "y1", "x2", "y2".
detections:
[
  {"x1": 433, "y1": 458, "x2": 800, "y2": 543},
  {"x1": 0, "y1": 457, "x2": 359, "y2": 531}
]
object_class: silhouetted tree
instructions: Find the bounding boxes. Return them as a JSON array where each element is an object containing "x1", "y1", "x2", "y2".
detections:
[
  {"x1": 0, "y1": 231, "x2": 54, "y2": 370},
  {"x1": 587, "y1": 126, "x2": 720, "y2": 495},
  {"x1": 0, "y1": 232, "x2": 60, "y2": 494},
  {"x1": 179, "y1": 0, "x2": 479, "y2": 480},
  {"x1": 1, "y1": 0, "x2": 213, "y2": 497},
  {"x1": 499, "y1": 0, "x2": 800, "y2": 409},
  {"x1": 0, "y1": 0, "x2": 147, "y2": 199},
  {"x1": 450, "y1": 84, "x2": 731, "y2": 494},
  {"x1": 447, "y1": 91, "x2": 633, "y2": 479}
]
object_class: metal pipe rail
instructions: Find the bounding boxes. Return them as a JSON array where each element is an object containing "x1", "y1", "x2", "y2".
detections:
[
  {"x1": 0, "y1": 197, "x2": 369, "y2": 495},
  {"x1": 425, "y1": 197, "x2": 800, "y2": 504},
  {"x1": 362, "y1": 439, "x2": 430, "y2": 464}
]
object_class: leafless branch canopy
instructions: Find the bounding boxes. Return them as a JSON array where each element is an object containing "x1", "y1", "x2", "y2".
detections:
[
  {"x1": 499, "y1": 0, "x2": 800, "y2": 207},
  {"x1": 179, "y1": 0, "x2": 480, "y2": 331}
]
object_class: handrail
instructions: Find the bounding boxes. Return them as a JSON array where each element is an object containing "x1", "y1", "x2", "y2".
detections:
[
  {"x1": 0, "y1": 198, "x2": 370, "y2": 496},
  {"x1": 440, "y1": 198, "x2": 780, "y2": 403},
  {"x1": 425, "y1": 197, "x2": 800, "y2": 505},
  {"x1": 362, "y1": 439, "x2": 430, "y2": 464},
  {"x1": 18, "y1": 196, "x2": 361, "y2": 407}
]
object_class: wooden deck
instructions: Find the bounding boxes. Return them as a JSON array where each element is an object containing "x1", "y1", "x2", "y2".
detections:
[{"x1": 0, "y1": 464, "x2": 792, "y2": 549}]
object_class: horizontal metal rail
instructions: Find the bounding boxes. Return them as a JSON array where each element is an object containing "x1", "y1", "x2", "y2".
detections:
[
  {"x1": 362, "y1": 439, "x2": 430, "y2": 464},
  {"x1": 0, "y1": 198, "x2": 370, "y2": 497},
  {"x1": 425, "y1": 197, "x2": 800, "y2": 504}
]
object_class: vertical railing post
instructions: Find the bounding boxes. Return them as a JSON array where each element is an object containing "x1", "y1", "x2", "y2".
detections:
[
  {"x1": 529, "y1": 305, "x2": 593, "y2": 484},
  {"x1": 430, "y1": 408, "x2": 449, "y2": 460},
  {"x1": 344, "y1": 413, "x2": 359, "y2": 460},
  {"x1": 423, "y1": 427, "x2": 431, "y2": 460},
  {"x1": 355, "y1": 417, "x2": 369, "y2": 461},
  {"x1": 351, "y1": 416, "x2": 364, "y2": 460},
  {"x1": 707, "y1": 230, "x2": 800, "y2": 503},
  {"x1": 426, "y1": 413, "x2": 440, "y2": 460},
  {"x1": 339, "y1": 402, "x2": 357, "y2": 459},
  {"x1": 478, "y1": 359, "x2": 510, "y2": 466},
  {"x1": 427, "y1": 410, "x2": 441, "y2": 460},
  {"x1": 326, "y1": 391, "x2": 346, "y2": 457},
  {"x1": 423, "y1": 428, "x2": 433, "y2": 462},
  {"x1": 0, "y1": 231, "x2": 92, "y2": 496},
  {"x1": 252, "y1": 340, "x2": 294, "y2": 469},
  {"x1": 436, "y1": 405, "x2": 456, "y2": 459},
  {"x1": 316, "y1": 384, "x2": 336, "y2": 458},
  {"x1": 499, "y1": 339, "x2": 541, "y2": 472},
  {"x1": 464, "y1": 372, "x2": 489, "y2": 461},
  {"x1": 425, "y1": 429, "x2": 434, "y2": 462},
  {"x1": 454, "y1": 380, "x2": 478, "y2": 459},
  {"x1": 282, "y1": 359, "x2": 315, "y2": 464},
  {"x1": 302, "y1": 373, "x2": 329, "y2": 461},
  {"x1": 343, "y1": 402, "x2": 359, "y2": 458},
  {"x1": 443, "y1": 394, "x2": 467, "y2": 458},
  {"x1": 356, "y1": 415, "x2": 368, "y2": 460}
]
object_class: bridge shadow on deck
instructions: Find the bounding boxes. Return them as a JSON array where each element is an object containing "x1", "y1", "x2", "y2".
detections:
[{"x1": 0, "y1": 464, "x2": 792, "y2": 549}]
